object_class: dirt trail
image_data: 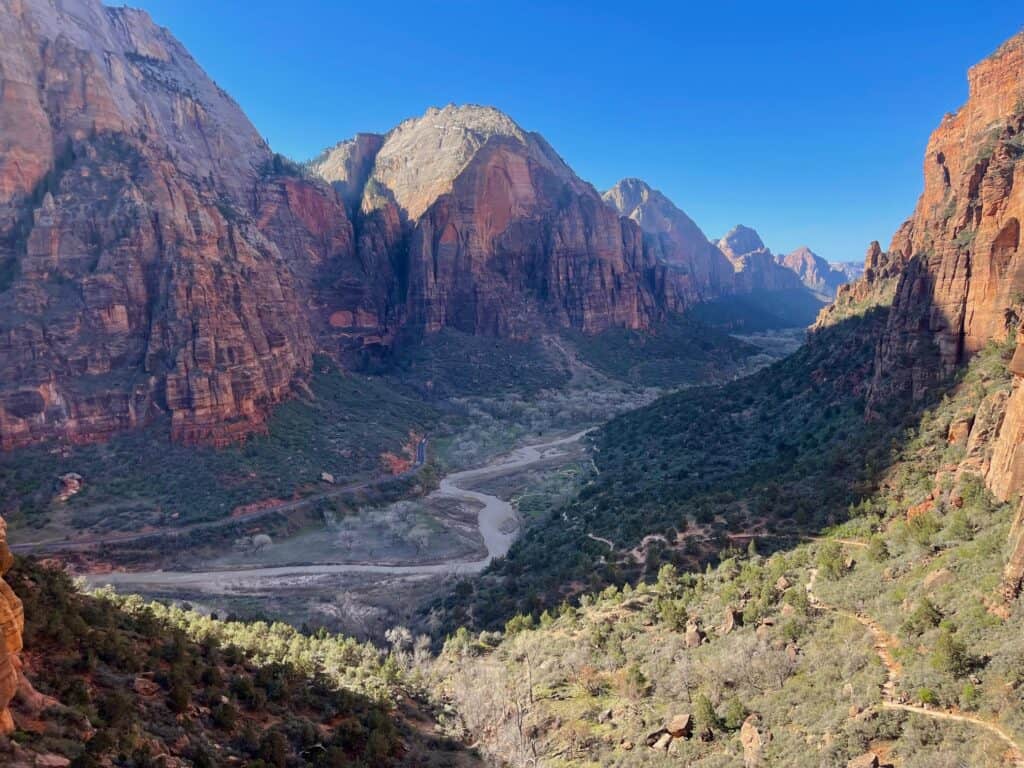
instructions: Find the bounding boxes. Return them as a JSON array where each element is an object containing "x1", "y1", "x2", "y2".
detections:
[{"x1": 806, "y1": 565, "x2": 1024, "y2": 765}]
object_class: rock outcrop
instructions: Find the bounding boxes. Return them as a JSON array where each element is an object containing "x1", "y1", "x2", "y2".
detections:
[
  {"x1": 816, "y1": 241, "x2": 907, "y2": 328},
  {"x1": 0, "y1": 516, "x2": 23, "y2": 733},
  {"x1": 830, "y1": 32, "x2": 1024, "y2": 601},
  {"x1": 0, "y1": 0, "x2": 358, "y2": 449}
]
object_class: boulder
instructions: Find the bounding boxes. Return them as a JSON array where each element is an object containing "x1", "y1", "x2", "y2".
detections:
[
  {"x1": 133, "y1": 677, "x2": 162, "y2": 698},
  {"x1": 651, "y1": 732, "x2": 672, "y2": 751},
  {"x1": 644, "y1": 728, "x2": 667, "y2": 747},
  {"x1": 665, "y1": 713, "x2": 692, "y2": 738},
  {"x1": 320, "y1": 472, "x2": 336, "y2": 485},
  {"x1": 684, "y1": 619, "x2": 704, "y2": 648},
  {"x1": 55, "y1": 473, "x2": 83, "y2": 503},
  {"x1": 720, "y1": 605, "x2": 739, "y2": 634},
  {"x1": 740, "y1": 714, "x2": 771, "y2": 767}
]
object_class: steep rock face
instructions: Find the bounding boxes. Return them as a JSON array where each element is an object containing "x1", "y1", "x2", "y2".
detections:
[
  {"x1": 602, "y1": 178, "x2": 735, "y2": 304},
  {"x1": 313, "y1": 105, "x2": 665, "y2": 339},
  {"x1": 780, "y1": 246, "x2": 847, "y2": 299},
  {"x1": 828, "y1": 32, "x2": 1024, "y2": 600},
  {"x1": 717, "y1": 225, "x2": 807, "y2": 293},
  {"x1": 816, "y1": 241, "x2": 908, "y2": 328},
  {"x1": 0, "y1": 516, "x2": 22, "y2": 734},
  {"x1": 312, "y1": 133, "x2": 385, "y2": 213},
  {"x1": 868, "y1": 32, "x2": 1024, "y2": 408},
  {"x1": 0, "y1": 0, "x2": 355, "y2": 448}
]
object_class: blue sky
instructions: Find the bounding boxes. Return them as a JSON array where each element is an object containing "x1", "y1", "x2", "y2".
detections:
[{"x1": 124, "y1": 1, "x2": 1021, "y2": 261}]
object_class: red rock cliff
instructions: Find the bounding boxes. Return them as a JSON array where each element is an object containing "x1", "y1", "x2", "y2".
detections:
[
  {"x1": 0, "y1": 0, "x2": 355, "y2": 448},
  {"x1": 868, "y1": 32, "x2": 1024, "y2": 408},
  {"x1": 313, "y1": 105, "x2": 668, "y2": 340},
  {"x1": 0, "y1": 517, "x2": 23, "y2": 733}
]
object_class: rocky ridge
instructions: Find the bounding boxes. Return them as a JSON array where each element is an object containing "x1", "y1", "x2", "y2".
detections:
[
  {"x1": 602, "y1": 178, "x2": 736, "y2": 303},
  {"x1": 717, "y1": 225, "x2": 808, "y2": 294}
]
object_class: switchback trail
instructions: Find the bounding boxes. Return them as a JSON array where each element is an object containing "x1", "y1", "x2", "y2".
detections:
[{"x1": 806, "y1": 566, "x2": 1024, "y2": 765}]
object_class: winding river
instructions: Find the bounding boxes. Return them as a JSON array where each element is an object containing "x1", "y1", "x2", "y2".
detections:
[{"x1": 87, "y1": 429, "x2": 592, "y2": 591}]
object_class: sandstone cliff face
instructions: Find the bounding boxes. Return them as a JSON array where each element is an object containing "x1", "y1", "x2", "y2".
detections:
[
  {"x1": 779, "y1": 246, "x2": 847, "y2": 299},
  {"x1": 0, "y1": 0, "x2": 356, "y2": 448},
  {"x1": 0, "y1": 516, "x2": 23, "y2": 734},
  {"x1": 827, "y1": 32, "x2": 1024, "y2": 599},
  {"x1": 602, "y1": 178, "x2": 735, "y2": 304},
  {"x1": 868, "y1": 32, "x2": 1024, "y2": 409},
  {"x1": 312, "y1": 105, "x2": 667, "y2": 339}
]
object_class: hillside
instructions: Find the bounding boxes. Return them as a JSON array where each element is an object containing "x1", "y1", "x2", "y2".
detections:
[
  {"x1": 430, "y1": 339, "x2": 1024, "y2": 767},
  {"x1": 0, "y1": 555, "x2": 479, "y2": 767}
]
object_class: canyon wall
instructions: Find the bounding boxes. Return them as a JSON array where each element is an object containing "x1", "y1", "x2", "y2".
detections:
[
  {"x1": 312, "y1": 105, "x2": 676, "y2": 341},
  {"x1": 868, "y1": 32, "x2": 1024, "y2": 409},
  {"x1": 828, "y1": 32, "x2": 1024, "y2": 601},
  {"x1": 0, "y1": 0, "x2": 359, "y2": 449}
]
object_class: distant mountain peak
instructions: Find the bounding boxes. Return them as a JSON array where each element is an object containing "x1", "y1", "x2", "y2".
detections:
[
  {"x1": 780, "y1": 246, "x2": 849, "y2": 299},
  {"x1": 718, "y1": 225, "x2": 767, "y2": 261}
]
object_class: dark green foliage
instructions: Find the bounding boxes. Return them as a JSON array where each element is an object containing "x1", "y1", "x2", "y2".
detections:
[
  {"x1": 5, "y1": 559, "x2": 428, "y2": 767},
  {"x1": 931, "y1": 628, "x2": 971, "y2": 678},
  {"x1": 563, "y1": 314, "x2": 756, "y2": 386},
  {"x1": 817, "y1": 541, "x2": 845, "y2": 580},
  {"x1": 694, "y1": 692, "x2": 721, "y2": 732},
  {"x1": 687, "y1": 289, "x2": 826, "y2": 332},
  {"x1": 388, "y1": 328, "x2": 571, "y2": 398},
  {"x1": 262, "y1": 152, "x2": 307, "y2": 179},
  {"x1": 902, "y1": 598, "x2": 942, "y2": 636},
  {"x1": 1, "y1": 358, "x2": 438, "y2": 531}
]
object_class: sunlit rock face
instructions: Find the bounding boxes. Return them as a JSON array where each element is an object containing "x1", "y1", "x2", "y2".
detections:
[
  {"x1": 0, "y1": 0, "x2": 359, "y2": 448},
  {"x1": 867, "y1": 31, "x2": 1024, "y2": 409},
  {"x1": 602, "y1": 178, "x2": 736, "y2": 305},
  {"x1": 779, "y1": 246, "x2": 848, "y2": 299},
  {"x1": 313, "y1": 104, "x2": 668, "y2": 339}
]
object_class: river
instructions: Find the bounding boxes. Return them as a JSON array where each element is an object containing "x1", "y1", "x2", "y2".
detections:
[{"x1": 86, "y1": 428, "x2": 593, "y2": 591}]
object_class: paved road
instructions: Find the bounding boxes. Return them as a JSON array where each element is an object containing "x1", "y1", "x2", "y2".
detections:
[
  {"x1": 86, "y1": 429, "x2": 592, "y2": 591},
  {"x1": 12, "y1": 439, "x2": 429, "y2": 555}
]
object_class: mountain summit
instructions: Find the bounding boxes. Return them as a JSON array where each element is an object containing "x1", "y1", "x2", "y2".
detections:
[
  {"x1": 314, "y1": 104, "x2": 585, "y2": 222},
  {"x1": 602, "y1": 178, "x2": 734, "y2": 297}
]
